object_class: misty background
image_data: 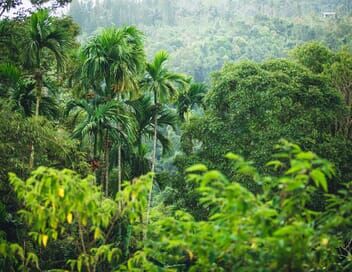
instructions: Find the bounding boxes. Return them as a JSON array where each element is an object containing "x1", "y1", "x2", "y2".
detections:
[{"x1": 67, "y1": 0, "x2": 352, "y2": 81}]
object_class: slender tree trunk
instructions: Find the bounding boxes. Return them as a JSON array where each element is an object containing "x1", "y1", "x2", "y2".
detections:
[
  {"x1": 92, "y1": 132, "x2": 99, "y2": 185},
  {"x1": 117, "y1": 144, "x2": 122, "y2": 240},
  {"x1": 35, "y1": 95, "x2": 41, "y2": 117},
  {"x1": 29, "y1": 144, "x2": 35, "y2": 170},
  {"x1": 118, "y1": 145, "x2": 122, "y2": 193},
  {"x1": 29, "y1": 70, "x2": 42, "y2": 170},
  {"x1": 151, "y1": 114, "x2": 158, "y2": 173},
  {"x1": 104, "y1": 132, "x2": 110, "y2": 196},
  {"x1": 146, "y1": 100, "x2": 158, "y2": 235},
  {"x1": 78, "y1": 220, "x2": 92, "y2": 272},
  {"x1": 116, "y1": 93, "x2": 123, "y2": 195}
]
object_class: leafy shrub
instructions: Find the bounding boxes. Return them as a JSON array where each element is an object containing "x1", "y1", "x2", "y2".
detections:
[
  {"x1": 136, "y1": 141, "x2": 352, "y2": 271},
  {"x1": 2, "y1": 141, "x2": 351, "y2": 271}
]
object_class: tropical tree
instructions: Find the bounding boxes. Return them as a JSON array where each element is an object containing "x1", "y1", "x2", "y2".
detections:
[
  {"x1": 176, "y1": 82, "x2": 207, "y2": 121},
  {"x1": 142, "y1": 50, "x2": 188, "y2": 226},
  {"x1": 290, "y1": 41, "x2": 334, "y2": 74},
  {"x1": 80, "y1": 26, "x2": 145, "y2": 99},
  {"x1": 23, "y1": 9, "x2": 71, "y2": 168},
  {"x1": 0, "y1": 63, "x2": 60, "y2": 118},
  {"x1": 6, "y1": 166, "x2": 150, "y2": 271},
  {"x1": 324, "y1": 48, "x2": 352, "y2": 139},
  {"x1": 24, "y1": 9, "x2": 69, "y2": 117},
  {"x1": 80, "y1": 26, "x2": 145, "y2": 193},
  {"x1": 66, "y1": 97, "x2": 135, "y2": 196},
  {"x1": 127, "y1": 95, "x2": 178, "y2": 177},
  {"x1": 179, "y1": 59, "x2": 350, "y2": 194}
]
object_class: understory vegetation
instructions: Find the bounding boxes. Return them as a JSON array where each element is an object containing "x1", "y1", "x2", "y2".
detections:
[{"x1": 0, "y1": 0, "x2": 351, "y2": 271}]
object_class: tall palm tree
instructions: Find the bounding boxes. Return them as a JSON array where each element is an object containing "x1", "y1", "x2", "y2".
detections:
[
  {"x1": 24, "y1": 9, "x2": 70, "y2": 117},
  {"x1": 24, "y1": 9, "x2": 70, "y2": 169},
  {"x1": 176, "y1": 82, "x2": 207, "y2": 121},
  {"x1": 80, "y1": 26, "x2": 145, "y2": 193},
  {"x1": 142, "y1": 50, "x2": 188, "y2": 226},
  {"x1": 81, "y1": 26, "x2": 145, "y2": 99},
  {"x1": 127, "y1": 95, "x2": 178, "y2": 177},
  {"x1": 66, "y1": 97, "x2": 135, "y2": 195}
]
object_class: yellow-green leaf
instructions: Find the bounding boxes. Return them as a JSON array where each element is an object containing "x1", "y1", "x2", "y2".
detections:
[
  {"x1": 42, "y1": 234, "x2": 48, "y2": 248},
  {"x1": 94, "y1": 228, "x2": 101, "y2": 240},
  {"x1": 225, "y1": 152, "x2": 241, "y2": 161},
  {"x1": 186, "y1": 164, "x2": 208, "y2": 173},
  {"x1": 67, "y1": 213, "x2": 73, "y2": 224},
  {"x1": 311, "y1": 169, "x2": 328, "y2": 192},
  {"x1": 58, "y1": 187, "x2": 65, "y2": 198},
  {"x1": 297, "y1": 151, "x2": 316, "y2": 160},
  {"x1": 266, "y1": 160, "x2": 283, "y2": 170}
]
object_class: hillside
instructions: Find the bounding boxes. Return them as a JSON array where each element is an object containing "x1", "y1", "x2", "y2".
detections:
[{"x1": 69, "y1": 0, "x2": 352, "y2": 80}]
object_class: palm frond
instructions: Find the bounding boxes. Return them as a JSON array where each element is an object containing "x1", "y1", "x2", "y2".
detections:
[
  {"x1": 80, "y1": 26, "x2": 145, "y2": 98},
  {"x1": 142, "y1": 50, "x2": 189, "y2": 104},
  {"x1": 24, "y1": 9, "x2": 70, "y2": 70},
  {"x1": 176, "y1": 82, "x2": 208, "y2": 120}
]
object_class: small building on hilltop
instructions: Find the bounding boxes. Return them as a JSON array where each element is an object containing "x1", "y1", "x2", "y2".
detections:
[{"x1": 322, "y1": 12, "x2": 337, "y2": 18}]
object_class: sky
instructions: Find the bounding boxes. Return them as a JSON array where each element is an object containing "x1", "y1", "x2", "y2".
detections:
[{"x1": 3, "y1": 0, "x2": 68, "y2": 16}]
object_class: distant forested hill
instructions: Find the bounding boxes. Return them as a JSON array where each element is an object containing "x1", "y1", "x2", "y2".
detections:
[{"x1": 69, "y1": 0, "x2": 352, "y2": 81}]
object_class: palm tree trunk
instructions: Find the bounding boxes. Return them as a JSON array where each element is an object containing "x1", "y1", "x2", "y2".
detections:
[
  {"x1": 35, "y1": 95, "x2": 41, "y2": 117},
  {"x1": 118, "y1": 145, "x2": 122, "y2": 193},
  {"x1": 117, "y1": 144, "x2": 122, "y2": 241},
  {"x1": 29, "y1": 71, "x2": 42, "y2": 170},
  {"x1": 104, "y1": 132, "x2": 110, "y2": 196},
  {"x1": 146, "y1": 104, "x2": 158, "y2": 234},
  {"x1": 29, "y1": 145, "x2": 35, "y2": 170},
  {"x1": 151, "y1": 110, "x2": 158, "y2": 174},
  {"x1": 34, "y1": 67, "x2": 43, "y2": 117},
  {"x1": 116, "y1": 93, "x2": 123, "y2": 195}
]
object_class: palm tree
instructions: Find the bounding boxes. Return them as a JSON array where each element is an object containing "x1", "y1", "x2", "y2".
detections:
[
  {"x1": 66, "y1": 97, "x2": 135, "y2": 195},
  {"x1": 80, "y1": 26, "x2": 145, "y2": 193},
  {"x1": 24, "y1": 9, "x2": 70, "y2": 117},
  {"x1": 24, "y1": 9, "x2": 70, "y2": 169},
  {"x1": 142, "y1": 50, "x2": 188, "y2": 226},
  {"x1": 81, "y1": 26, "x2": 145, "y2": 99},
  {"x1": 127, "y1": 95, "x2": 178, "y2": 177},
  {"x1": 0, "y1": 63, "x2": 59, "y2": 117},
  {"x1": 176, "y1": 82, "x2": 207, "y2": 121}
]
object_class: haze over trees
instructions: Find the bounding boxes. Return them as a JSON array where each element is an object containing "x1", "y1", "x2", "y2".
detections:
[
  {"x1": 70, "y1": 0, "x2": 352, "y2": 81},
  {"x1": 0, "y1": 0, "x2": 352, "y2": 271}
]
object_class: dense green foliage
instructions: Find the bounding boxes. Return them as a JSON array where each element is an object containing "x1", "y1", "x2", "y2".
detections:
[
  {"x1": 181, "y1": 57, "x2": 350, "y2": 181},
  {"x1": 143, "y1": 142, "x2": 352, "y2": 271},
  {"x1": 69, "y1": 0, "x2": 352, "y2": 81},
  {"x1": 2, "y1": 142, "x2": 352, "y2": 270},
  {"x1": 1, "y1": 0, "x2": 352, "y2": 271}
]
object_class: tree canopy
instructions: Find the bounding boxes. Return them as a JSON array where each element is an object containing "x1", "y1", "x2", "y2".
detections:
[{"x1": 1, "y1": 1, "x2": 352, "y2": 271}]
